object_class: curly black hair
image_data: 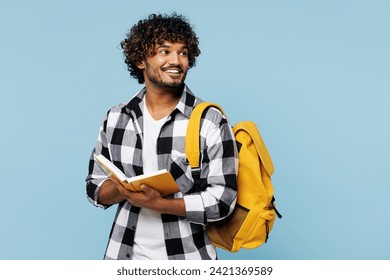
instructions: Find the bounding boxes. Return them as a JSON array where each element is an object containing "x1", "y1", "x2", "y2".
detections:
[{"x1": 120, "y1": 13, "x2": 201, "y2": 84}]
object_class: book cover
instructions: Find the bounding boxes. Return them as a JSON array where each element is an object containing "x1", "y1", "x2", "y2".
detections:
[{"x1": 94, "y1": 154, "x2": 180, "y2": 196}]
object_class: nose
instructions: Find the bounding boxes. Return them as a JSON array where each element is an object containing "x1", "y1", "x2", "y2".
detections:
[{"x1": 168, "y1": 52, "x2": 180, "y2": 65}]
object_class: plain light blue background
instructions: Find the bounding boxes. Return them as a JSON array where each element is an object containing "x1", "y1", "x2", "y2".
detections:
[{"x1": 1, "y1": 0, "x2": 389, "y2": 260}]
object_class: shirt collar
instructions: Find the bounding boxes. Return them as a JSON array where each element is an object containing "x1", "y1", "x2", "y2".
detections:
[{"x1": 174, "y1": 85, "x2": 200, "y2": 118}]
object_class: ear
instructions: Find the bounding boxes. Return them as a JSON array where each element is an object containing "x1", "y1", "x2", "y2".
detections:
[{"x1": 137, "y1": 60, "x2": 146, "y2": 70}]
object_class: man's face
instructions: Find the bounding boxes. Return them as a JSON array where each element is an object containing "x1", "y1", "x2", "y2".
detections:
[{"x1": 139, "y1": 41, "x2": 189, "y2": 89}]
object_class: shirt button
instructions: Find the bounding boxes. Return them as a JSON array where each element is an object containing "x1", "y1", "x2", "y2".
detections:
[{"x1": 126, "y1": 254, "x2": 130, "y2": 258}]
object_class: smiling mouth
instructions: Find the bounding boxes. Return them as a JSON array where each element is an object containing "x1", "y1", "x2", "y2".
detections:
[{"x1": 162, "y1": 68, "x2": 182, "y2": 75}]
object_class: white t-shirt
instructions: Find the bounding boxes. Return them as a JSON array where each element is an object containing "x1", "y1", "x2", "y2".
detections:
[{"x1": 132, "y1": 100, "x2": 168, "y2": 260}]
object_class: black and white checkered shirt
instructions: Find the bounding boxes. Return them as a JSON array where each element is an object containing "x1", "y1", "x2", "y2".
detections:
[{"x1": 86, "y1": 85, "x2": 238, "y2": 260}]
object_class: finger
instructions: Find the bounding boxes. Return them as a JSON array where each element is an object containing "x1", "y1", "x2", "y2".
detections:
[
  {"x1": 113, "y1": 182, "x2": 134, "y2": 197},
  {"x1": 140, "y1": 184, "x2": 152, "y2": 194}
]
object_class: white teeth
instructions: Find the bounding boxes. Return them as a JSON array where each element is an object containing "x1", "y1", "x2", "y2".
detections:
[{"x1": 165, "y1": 69, "x2": 180, "y2": 74}]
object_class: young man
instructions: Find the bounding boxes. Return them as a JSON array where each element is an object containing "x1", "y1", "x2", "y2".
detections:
[{"x1": 86, "y1": 13, "x2": 238, "y2": 260}]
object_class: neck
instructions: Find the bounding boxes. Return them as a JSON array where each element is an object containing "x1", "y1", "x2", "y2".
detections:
[{"x1": 144, "y1": 84, "x2": 183, "y2": 120}]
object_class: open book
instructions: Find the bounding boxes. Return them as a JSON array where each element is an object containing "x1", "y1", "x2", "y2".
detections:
[{"x1": 94, "y1": 154, "x2": 179, "y2": 196}]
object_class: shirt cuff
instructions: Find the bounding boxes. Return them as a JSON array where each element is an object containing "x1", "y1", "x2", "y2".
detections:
[
  {"x1": 93, "y1": 178, "x2": 111, "y2": 209},
  {"x1": 183, "y1": 194, "x2": 206, "y2": 225}
]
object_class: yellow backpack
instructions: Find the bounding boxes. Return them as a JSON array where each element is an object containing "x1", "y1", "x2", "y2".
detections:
[{"x1": 186, "y1": 102, "x2": 282, "y2": 252}]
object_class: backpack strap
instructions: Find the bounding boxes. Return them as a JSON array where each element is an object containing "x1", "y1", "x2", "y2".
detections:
[
  {"x1": 186, "y1": 104, "x2": 274, "y2": 176},
  {"x1": 233, "y1": 121, "x2": 274, "y2": 176},
  {"x1": 186, "y1": 102, "x2": 226, "y2": 171}
]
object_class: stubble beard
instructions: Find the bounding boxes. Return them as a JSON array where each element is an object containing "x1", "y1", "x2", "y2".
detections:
[{"x1": 145, "y1": 64, "x2": 187, "y2": 89}]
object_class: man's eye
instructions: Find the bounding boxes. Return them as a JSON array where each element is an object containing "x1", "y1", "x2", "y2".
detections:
[
  {"x1": 180, "y1": 51, "x2": 188, "y2": 56},
  {"x1": 160, "y1": 50, "x2": 168, "y2": 54}
]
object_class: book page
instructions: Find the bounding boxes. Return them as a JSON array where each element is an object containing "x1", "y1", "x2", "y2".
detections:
[{"x1": 94, "y1": 154, "x2": 127, "y2": 181}]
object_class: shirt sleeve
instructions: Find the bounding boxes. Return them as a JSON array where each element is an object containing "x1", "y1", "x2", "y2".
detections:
[
  {"x1": 85, "y1": 112, "x2": 112, "y2": 209},
  {"x1": 183, "y1": 108, "x2": 238, "y2": 225}
]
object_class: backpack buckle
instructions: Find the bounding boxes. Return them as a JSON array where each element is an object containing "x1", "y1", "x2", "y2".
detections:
[{"x1": 191, "y1": 167, "x2": 201, "y2": 180}]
